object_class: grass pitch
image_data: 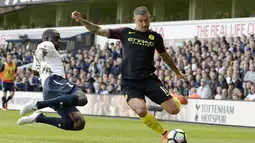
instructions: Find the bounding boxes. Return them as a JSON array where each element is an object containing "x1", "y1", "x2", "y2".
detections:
[{"x1": 0, "y1": 110, "x2": 254, "y2": 143}]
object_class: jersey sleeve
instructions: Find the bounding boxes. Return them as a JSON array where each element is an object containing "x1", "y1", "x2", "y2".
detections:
[
  {"x1": 37, "y1": 41, "x2": 55, "y2": 51},
  {"x1": 155, "y1": 34, "x2": 166, "y2": 53},
  {"x1": 108, "y1": 27, "x2": 125, "y2": 39}
]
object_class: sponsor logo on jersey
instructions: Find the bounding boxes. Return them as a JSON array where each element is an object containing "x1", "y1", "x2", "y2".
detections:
[{"x1": 128, "y1": 38, "x2": 154, "y2": 47}]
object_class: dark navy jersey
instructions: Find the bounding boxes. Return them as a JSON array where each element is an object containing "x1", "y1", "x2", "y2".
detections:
[{"x1": 109, "y1": 27, "x2": 166, "y2": 80}]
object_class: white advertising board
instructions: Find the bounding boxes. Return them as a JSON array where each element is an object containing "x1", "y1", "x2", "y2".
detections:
[
  {"x1": 183, "y1": 99, "x2": 255, "y2": 127},
  {"x1": 4, "y1": 92, "x2": 255, "y2": 127}
]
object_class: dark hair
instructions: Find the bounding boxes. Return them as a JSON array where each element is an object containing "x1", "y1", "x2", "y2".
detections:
[
  {"x1": 101, "y1": 82, "x2": 107, "y2": 86},
  {"x1": 133, "y1": 6, "x2": 150, "y2": 16},
  {"x1": 42, "y1": 29, "x2": 61, "y2": 50}
]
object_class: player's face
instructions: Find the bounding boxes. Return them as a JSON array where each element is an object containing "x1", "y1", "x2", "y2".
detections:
[
  {"x1": 6, "y1": 55, "x2": 12, "y2": 63},
  {"x1": 134, "y1": 13, "x2": 150, "y2": 32},
  {"x1": 54, "y1": 34, "x2": 61, "y2": 50}
]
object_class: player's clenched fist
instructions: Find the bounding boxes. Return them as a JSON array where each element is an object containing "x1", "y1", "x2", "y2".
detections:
[{"x1": 71, "y1": 11, "x2": 82, "y2": 22}]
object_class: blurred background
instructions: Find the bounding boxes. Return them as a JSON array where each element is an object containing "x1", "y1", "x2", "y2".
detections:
[
  {"x1": 0, "y1": 1, "x2": 254, "y2": 141},
  {"x1": 0, "y1": 0, "x2": 254, "y2": 101}
]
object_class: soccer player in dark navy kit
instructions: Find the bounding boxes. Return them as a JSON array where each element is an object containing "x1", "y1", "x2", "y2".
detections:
[
  {"x1": 17, "y1": 29, "x2": 88, "y2": 131},
  {"x1": 72, "y1": 6, "x2": 187, "y2": 142}
]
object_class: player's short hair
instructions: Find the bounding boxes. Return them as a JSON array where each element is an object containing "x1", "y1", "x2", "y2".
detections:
[{"x1": 133, "y1": 6, "x2": 150, "y2": 17}]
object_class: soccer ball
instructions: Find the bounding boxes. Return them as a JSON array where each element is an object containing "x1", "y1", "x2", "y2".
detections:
[{"x1": 167, "y1": 129, "x2": 187, "y2": 143}]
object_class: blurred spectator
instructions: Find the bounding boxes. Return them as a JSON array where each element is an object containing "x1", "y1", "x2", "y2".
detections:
[
  {"x1": 108, "y1": 84, "x2": 117, "y2": 94},
  {"x1": 21, "y1": 76, "x2": 32, "y2": 91},
  {"x1": 209, "y1": 70, "x2": 218, "y2": 97},
  {"x1": 189, "y1": 87, "x2": 200, "y2": 98},
  {"x1": 214, "y1": 86, "x2": 224, "y2": 100},
  {"x1": 197, "y1": 78, "x2": 213, "y2": 99},
  {"x1": 100, "y1": 82, "x2": 109, "y2": 94},
  {"x1": 94, "y1": 82, "x2": 102, "y2": 94},
  {"x1": 232, "y1": 88, "x2": 245, "y2": 100},
  {"x1": 244, "y1": 83, "x2": 255, "y2": 101}
]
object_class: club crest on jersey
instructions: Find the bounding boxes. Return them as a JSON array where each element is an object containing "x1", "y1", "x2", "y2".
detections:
[{"x1": 148, "y1": 34, "x2": 155, "y2": 40}]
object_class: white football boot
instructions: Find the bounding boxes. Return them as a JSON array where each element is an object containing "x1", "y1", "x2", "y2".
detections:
[{"x1": 17, "y1": 111, "x2": 42, "y2": 125}]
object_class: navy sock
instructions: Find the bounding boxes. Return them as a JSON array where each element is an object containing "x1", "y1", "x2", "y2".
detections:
[
  {"x1": 6, "y1": 96, "x2": 13, "y2": 102},
  {"x1": 2, "y1": 96, "x2": 6, "y2": 108},
  {"x1": 36, "y1": 95, "x2": 79, "y2": 109},
  {"x1": 36, "y1": 114, "x2": 74, "y2": 130}
]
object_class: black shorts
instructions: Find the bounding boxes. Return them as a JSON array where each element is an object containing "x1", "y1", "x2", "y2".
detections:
[
  {"x1": 121, "y1": 75, "x2": 172, "y2": 104},
  {"x1": 43, "y1": 75, "x2": 81, "y2": 117},
  {"x1": 2, "y1": 82, "x2": 14, "y2": 92}
]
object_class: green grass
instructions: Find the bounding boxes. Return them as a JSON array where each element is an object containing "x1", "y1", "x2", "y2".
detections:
[{"x1": 0, "y1": 111, "x2": 255, "y2": 143}]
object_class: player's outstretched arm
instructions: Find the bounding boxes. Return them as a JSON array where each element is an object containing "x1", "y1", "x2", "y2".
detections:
[{"x1": 71, "y1": 11, "x2": 109, "y2": 37}]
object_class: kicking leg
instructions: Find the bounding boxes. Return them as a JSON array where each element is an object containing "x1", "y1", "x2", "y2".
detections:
[
  {"x1": 145, "y1": 78, "x2": 181, "y2": 115},
  {"x1": 160, "y1": 98, "x2": 181, "y2": 115},
  {"x1": 144, "y1": 77, "x2": 181, "y2": 143},
  {"x1": 36, "y1": 89, "x2": 88, "y2": 109},
  {"x1": 121, "y1": 79, "x2": 167, "y2": 137},
  {"x1": 20, "y1": 89, "x2": 88, "y2": 116},
  {"x1": 36, "y1": 108, "x2": 85, "y2": 131},
  {"x1": 36, "y1": 114, "x2": 76, "y2": 130},
  {"x1": 128, "y1": 98, "x2": 167, "y2": 136}
]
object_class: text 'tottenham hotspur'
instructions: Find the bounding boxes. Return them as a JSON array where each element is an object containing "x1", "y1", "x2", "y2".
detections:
[{"x1": 198, "y1": 104, "x2": 235, "y2": 124}]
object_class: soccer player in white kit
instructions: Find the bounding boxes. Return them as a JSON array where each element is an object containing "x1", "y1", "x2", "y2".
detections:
[{"x1": 17, "y1": 29, "x2": 88, "y2": 131}]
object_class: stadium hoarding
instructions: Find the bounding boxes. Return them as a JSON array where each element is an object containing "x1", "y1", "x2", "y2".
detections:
[
  {"x1": 8, "y1": 92, "x2": 255, "y2": 127},
  {"x1": 0, "y1": 0, "x2": 71, "y2": 7}
]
